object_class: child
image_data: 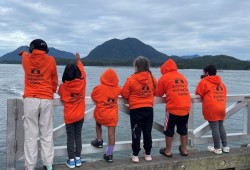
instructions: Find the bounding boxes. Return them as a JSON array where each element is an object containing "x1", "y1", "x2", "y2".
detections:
[
  {"x1": 195, "y1": 65, "x2": 230, "y2": 154},
  {"x1": 19, "y1": 39, "x2": 58, "y2": 170},
  {"x1": 90, "y1": 68, "x2": 121, "y2": 162},
  {"x1": 157, "y1": 59, "x2": 191, "y2": 158},
  {"x1": 58, "y1": 53, "x2": 86, "y2": 168},
  {"x1": 121, "y1": 56, "x2": 157, "y2": 163}
]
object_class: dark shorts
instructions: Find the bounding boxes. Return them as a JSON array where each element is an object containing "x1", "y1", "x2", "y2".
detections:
[{"x1": 164, "y1": 111, "x2": 189, "y2": 137}]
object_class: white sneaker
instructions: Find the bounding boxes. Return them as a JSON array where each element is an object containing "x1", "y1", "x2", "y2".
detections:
[
  {"x1": 222, "y1": 146, "x2": 230, "y2": 153},
  {"x1": 208, "y1": 146, "x2": 222, "y2": 154},
  {"x1": 131, "y1": 154, "x2": 139, "y2": 163},
  {"x1": 143, "y1": 153, "x2": 152, "y2": 161}
]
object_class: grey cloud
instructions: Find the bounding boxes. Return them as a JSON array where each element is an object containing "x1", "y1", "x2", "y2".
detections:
[{"x1": 0, "y1": 0, "x2": 249, "y2": 60}]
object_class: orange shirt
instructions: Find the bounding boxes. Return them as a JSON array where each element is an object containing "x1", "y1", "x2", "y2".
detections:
[
  {"x1": 58, "y1": 60, "x2": 86, "y2": 124},
  {"x1": 195, "y1": 75, "x2": 226, "y2": 121},
  {"x1": 157, "y1": 59, "x2": 191, "y2": 116},
  {"x1": 121, "y1": 71, "x2": 157, "y2": 109},
  {"x1": 91, "y1": 68, "x2": 121, "y2": 126},
  {"x1": 21, "y1": 50, "x2": 58, "y2": 99}
]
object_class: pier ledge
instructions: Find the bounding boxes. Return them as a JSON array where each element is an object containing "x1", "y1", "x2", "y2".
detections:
[{"x1": 38, "y1": 147, "x2": 250, "y2": 170}]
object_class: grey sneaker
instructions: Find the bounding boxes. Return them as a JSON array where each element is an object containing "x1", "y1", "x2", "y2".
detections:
[
  {"x1": 222, "y1": 146, "x2": 230, "y2": 153},
  {"x1": 91, "y1": 138, "x2": 103, "y2": 148},
  {"x1": 208, "y1": 146, "x2": 222, "y2": 154}
]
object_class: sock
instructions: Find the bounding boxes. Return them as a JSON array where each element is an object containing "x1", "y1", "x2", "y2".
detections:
[
  {"x1": 46, "y1": 165, "x2": 53, "y2": 170},
  {"x1": 106, "y1": 145, "x2": 114, "y2": 155},
  {"x1": 75, "y1": 157, "x2": 80, "y2": 160},
  {"x1": 97, "y1": 137, "x2": 102, "y2": 141},
  {"x1": 69, "y1": 158, "x2": 74, "y2": 162}
]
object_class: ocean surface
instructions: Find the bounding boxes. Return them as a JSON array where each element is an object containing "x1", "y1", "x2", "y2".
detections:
[{"x1": 0, "y1": 64, "x2": 250, "y2": 169}]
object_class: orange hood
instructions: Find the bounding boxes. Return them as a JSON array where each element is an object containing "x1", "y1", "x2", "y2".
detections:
[
  {"x1": 160, "y1": 59, "x2": 177, "y2": 75},
  {"x1": 63, "y1": 79, "x2": 84, "y2": 94},
  {"x1": 133, "y1": 72, "x2": 150, "y2": 85},
  {"x1": 204, "y1": 75, "x2": 222, "y2": 85},
  {"x1": 100, "y1": 68, "x2": 119, "y2": 86},
  {"x1": 29, "y1": 49, "x2": 47, "y2": 67}
]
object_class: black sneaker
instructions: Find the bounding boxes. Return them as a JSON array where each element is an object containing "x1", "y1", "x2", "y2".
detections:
[
  {"x1": 91, "y1": 138, "x2": 103, "y2": 148},
  {"x1": 103, "y1": 154, "x2": 113, "y2": 162}
]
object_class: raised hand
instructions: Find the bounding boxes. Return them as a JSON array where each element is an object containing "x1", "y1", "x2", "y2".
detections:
[{"x1": 75, "y1": 52, "x2": 80, "y2": 60}]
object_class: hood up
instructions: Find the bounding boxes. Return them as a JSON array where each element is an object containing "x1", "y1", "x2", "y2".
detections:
[
  {"x1": 160, "y1": 59, "x2": 177, "y2": 75},
  {"x1": 100, "y1": 68, "x2": 119, "y2": 86}
]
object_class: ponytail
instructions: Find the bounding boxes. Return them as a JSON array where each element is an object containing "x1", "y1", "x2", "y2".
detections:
[{"x1": 149, "y1": 71, "x2": 156, "y2": 90}]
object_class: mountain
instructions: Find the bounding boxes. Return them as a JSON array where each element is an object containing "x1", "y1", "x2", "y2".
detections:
[
  {"x1": 0, "y1": 46, "x2": 75, "y2": 62},
  {"x1": 48, "y1": 47, "x2": 75, "y2": 59},
  {"x1": 0, "y1": 46, "x2": 28, "y2": 61},
  {"x1": 181, "y1": 54, "x2": 200, "y2": 59},
  {"x1": 1, "y1": 38, "x2": 250, "y2": 69},
  {"x1": 83, "y1": 38, "x2": 181, "y2": 66}
]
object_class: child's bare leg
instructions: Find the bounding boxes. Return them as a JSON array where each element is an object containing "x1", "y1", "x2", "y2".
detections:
[
  {"x1": 96, "y1": 122, "x2": 102, "y2": 140},
  {"x1": 106, "y1": 126, "x2": 116, "y2": 155},
  {"x1": 180, "y1": 135, "x2": 188, "y2": 154},
  {"x1": 108, "y1": 126, "x2": 116, "y2": 145},
  {"x1": 165, "y1": 136, "x2": 173, "y2": 155},
  {"x1": 91, "y1": 123, "x2": 103, "y2": 148}
]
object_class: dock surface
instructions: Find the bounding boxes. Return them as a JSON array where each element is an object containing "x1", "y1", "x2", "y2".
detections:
[{"x1": 37, "y1": 147, "x2": 250, "y2": 170}]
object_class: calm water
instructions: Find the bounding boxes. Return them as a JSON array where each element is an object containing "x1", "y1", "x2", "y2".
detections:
[{"x1": 0, "y1": 64, "x2": 250, "y2": 168}]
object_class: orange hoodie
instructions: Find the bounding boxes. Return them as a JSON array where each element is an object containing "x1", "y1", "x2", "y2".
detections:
[
  {"x1": 157, "y1": 59, "x2": 191, "y2": 115},
  {"x1": 121, "y1": 71, "x2": 157, "y2": 109},
  {"x1": 195, "y1": 75, "x2": 226, "y2": 121},
  {"x1": 91, "y1": 68, "x2": 121, "y2": 126},
  {"x1": 21, "y1": 50, "x2": 58, "y2": 99},
  {"x1": 58, "y1": 60, "x2": 86, "y2": 124}
]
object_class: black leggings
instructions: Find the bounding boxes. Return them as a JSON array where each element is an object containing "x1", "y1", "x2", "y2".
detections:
[{"x1": 130, "y1": 107, "x2": 153, "y2": 156}]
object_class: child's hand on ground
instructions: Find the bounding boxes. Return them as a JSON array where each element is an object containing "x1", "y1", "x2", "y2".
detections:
[{"x1": 76, "y1": 52, "x2": 80, "y2": 60}]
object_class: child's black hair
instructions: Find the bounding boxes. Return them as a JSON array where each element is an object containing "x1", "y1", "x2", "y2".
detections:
[
  {"x1": 203, "y1": 65, "x2": 217, "y2": 76},
  {"x1": 62, "y1": 64, "x2": 82, "y2": 83}
]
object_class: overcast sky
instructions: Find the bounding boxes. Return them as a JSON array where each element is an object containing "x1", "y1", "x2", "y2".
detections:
[{"x1": 0, "y1": 0, "x2": 250, "y2": 60}]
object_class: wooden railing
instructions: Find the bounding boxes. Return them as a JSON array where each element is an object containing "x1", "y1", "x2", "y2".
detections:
[{"x1": 6, "y1": 95, "x2": 250, "y2": 170}]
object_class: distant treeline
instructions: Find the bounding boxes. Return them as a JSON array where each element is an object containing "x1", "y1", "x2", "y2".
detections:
[
  {"x1": 176, "y1": 55, "x2": 250, "y2": 70},
  {"x1": 1, "y1": 55, "x2": 250, "y2": 70},
  {"x1": 83, "y1": 55, "x2": 250, "y2": 70}
]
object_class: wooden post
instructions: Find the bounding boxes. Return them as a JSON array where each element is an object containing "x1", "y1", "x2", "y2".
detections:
[{"x1": 6, "y1": 99, "x2": 17, "y2": 170}]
